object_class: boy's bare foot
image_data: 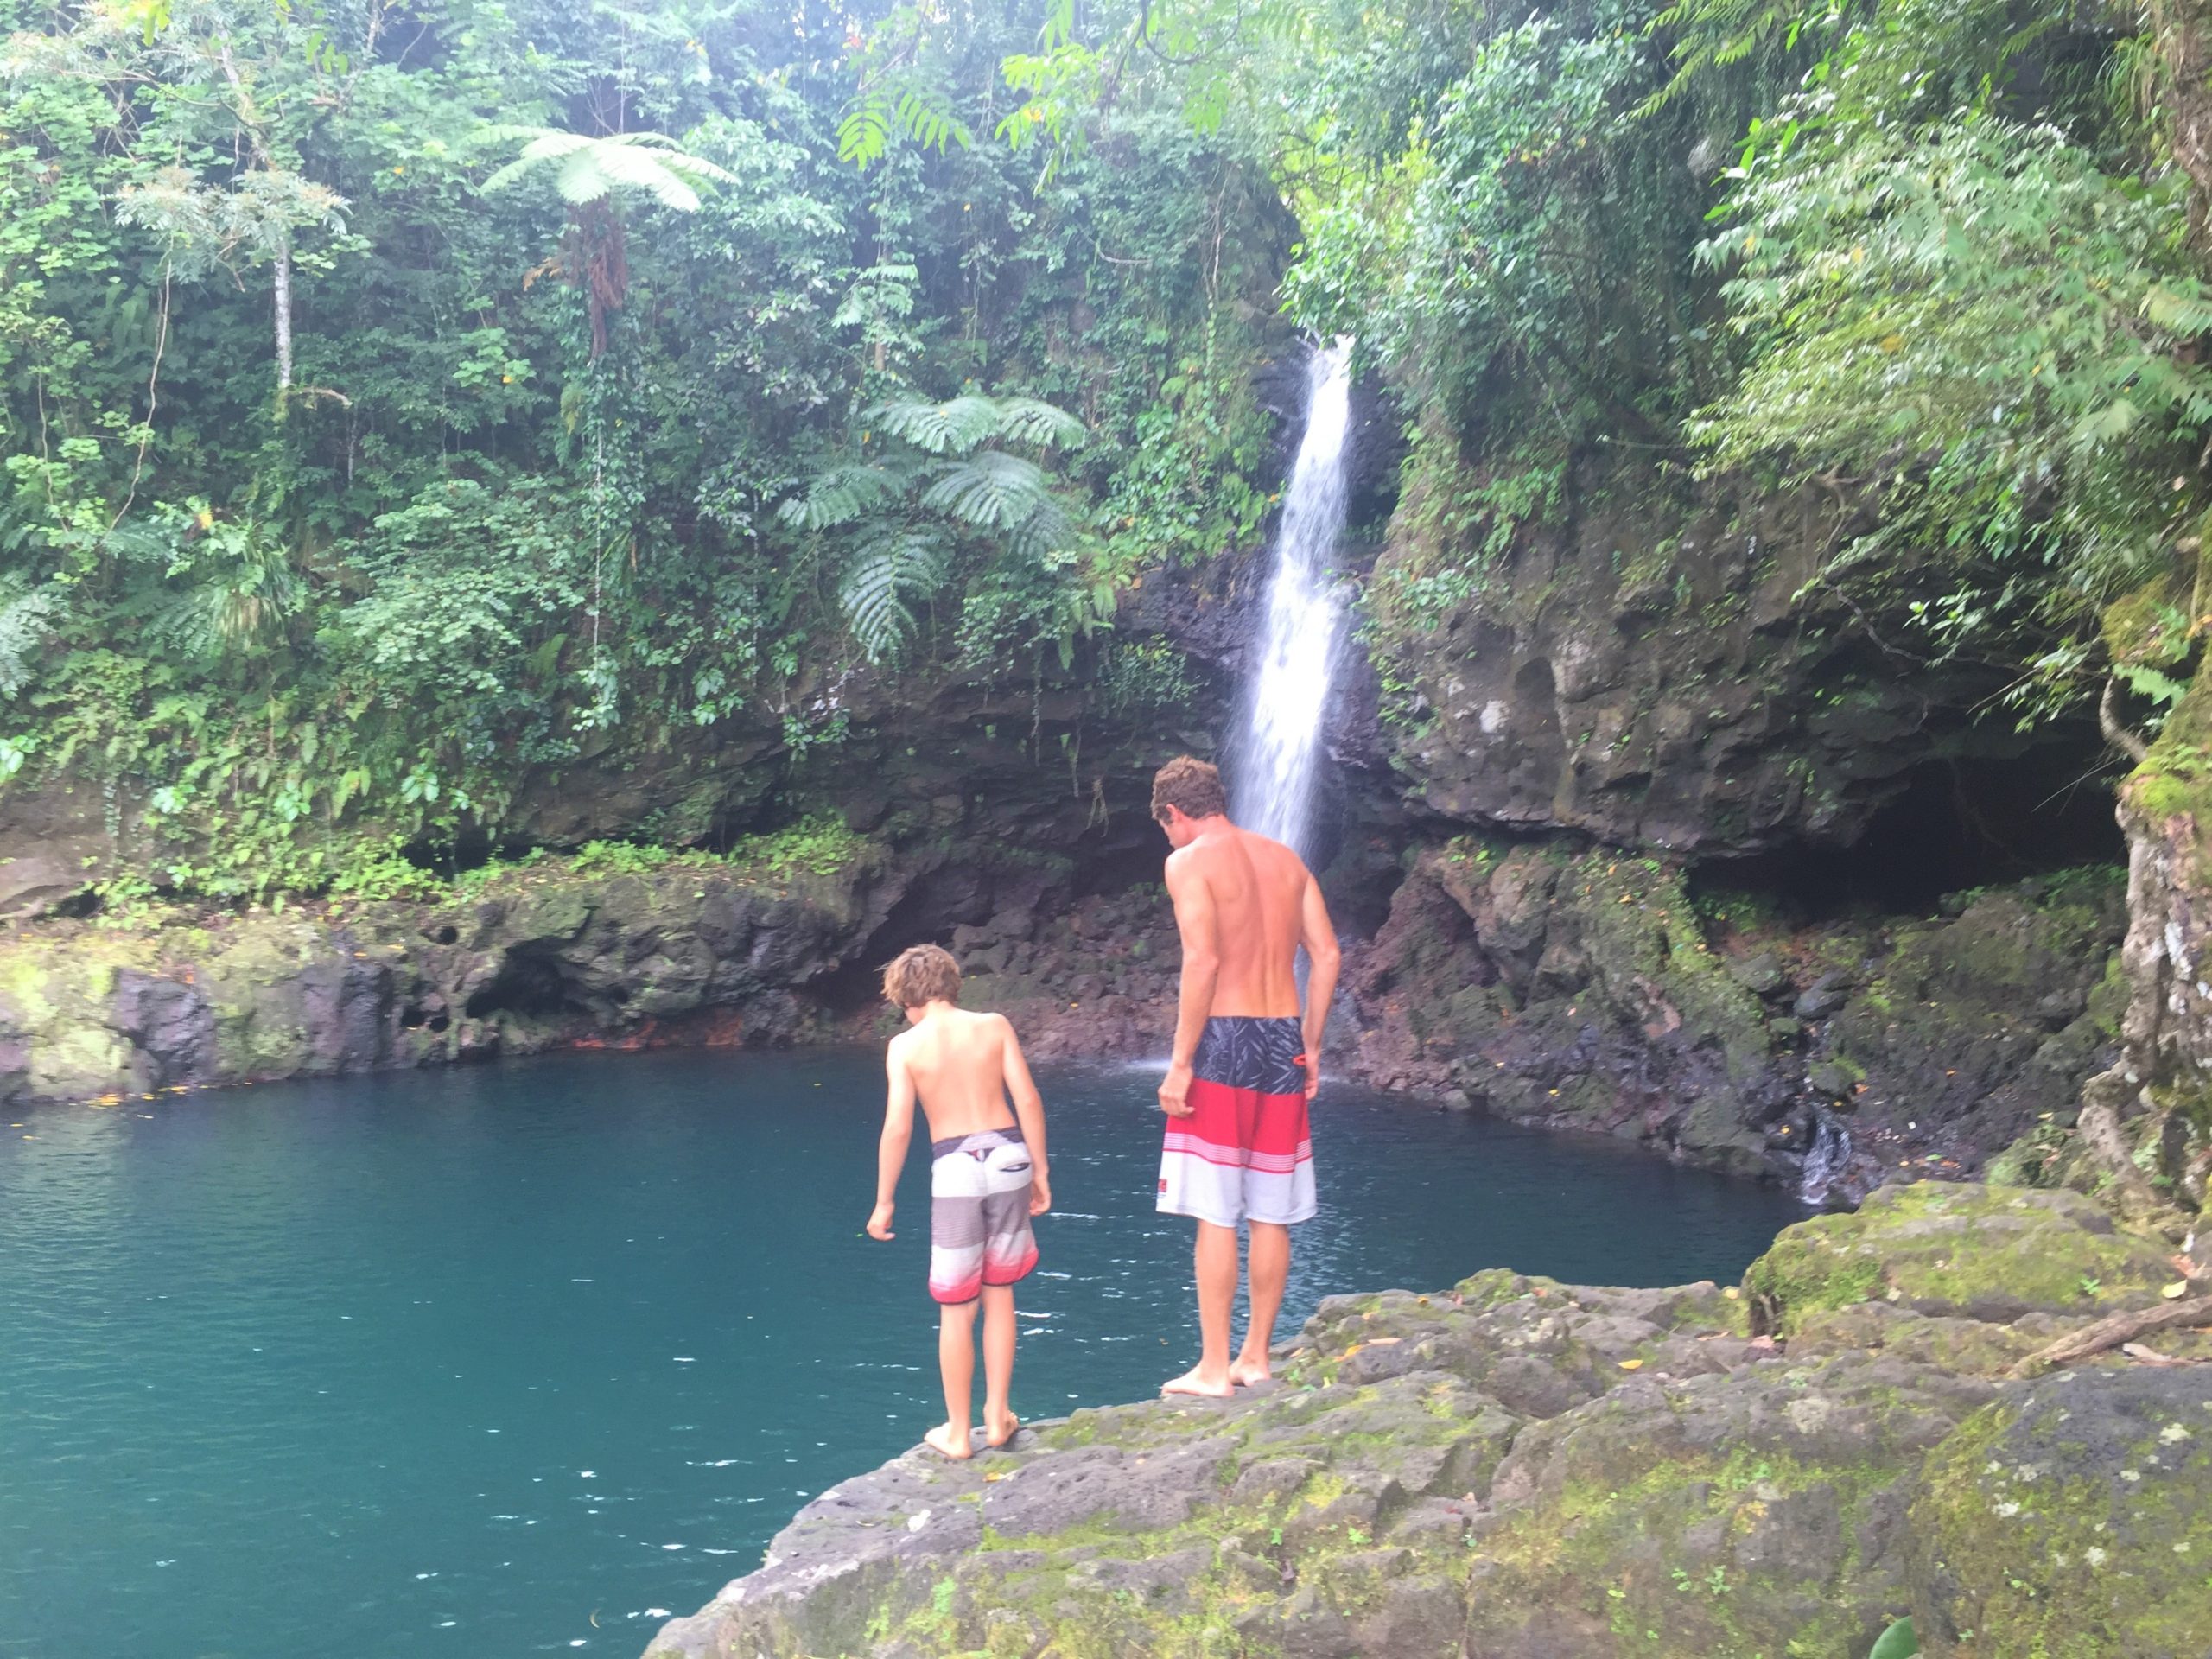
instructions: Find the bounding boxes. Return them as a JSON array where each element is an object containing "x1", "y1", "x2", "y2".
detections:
[
  {"x1": 984, "y1": 1409, "x2": 1020, "y2": 1449},
  {"x1": 1160, "y1": 1365, "x2": 1235, "y2": 1399},
  {"x1": 1230, "y1": 1357, "x2": 1271, "y2": 1388},
  {"x1": 924, "y1": 1423, "x2": 973, "y2": 1460}
]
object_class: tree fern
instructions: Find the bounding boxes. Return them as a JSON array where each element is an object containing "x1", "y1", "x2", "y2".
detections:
[
  {"x1": 779, "y1": 391, "x2": 1088, "y2": 665},
  {"x1": 775, "y1": 463, "x2": 903, "y2": 531},
  {"x1": 482, "y1": 128, "x2": 734, "y2": 211},
  {"x1": 839, "y1": 531, "x2": 949, "y2": 661},
  {"x1": 981, "y1": 397, "x2": 1086, "y2": 450},
  {"x1": 920, "y1": 450, "x2": 1054, "y2": 531},
  {"x1": 869, "y1": 394, "x2": 1005, "y2": 455}
]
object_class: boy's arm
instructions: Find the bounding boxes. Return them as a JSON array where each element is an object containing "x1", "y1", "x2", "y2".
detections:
[
  {"x1": 1159, "y1": 852, "x2": 1219, "y2": 1119},
  {"x1": 868, "y1": 1039, "x2": 916, "y2": 1240},
  {"x1": 1296, "y1": 871, "x2": 1341, "y2": 1102},
  {"x1": 997, "y1": 1016, "x2": 1050, "y2": 1217}
]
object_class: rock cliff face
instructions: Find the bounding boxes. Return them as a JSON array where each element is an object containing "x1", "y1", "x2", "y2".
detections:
[
  {"x1": 644, "y1": 1183, "x2": 2210, "y2": 1659},
  {"x1": 1368, "y1": 472, "x2": 2106, "y2": 857},
  {"x1": 1342, "y1": 840, "x2": 2126, "y2": 1199},
  {"x1": 0, "y1": 833, "x2": 1182, "y2": 1107}
]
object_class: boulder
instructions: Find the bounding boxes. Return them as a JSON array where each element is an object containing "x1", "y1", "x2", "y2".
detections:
[
  {"x1": 1908, "y1": 1367, "x2": 2212, "y2": 1656},
  {"x1": 1745, "y1": 1184, "x2": 2178, "y2": 1335}
]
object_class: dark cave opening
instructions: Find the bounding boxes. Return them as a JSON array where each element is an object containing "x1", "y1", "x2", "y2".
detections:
[
  {"x1": 1693, "y1": 742, "x2": 2126, "y2": 919},
  {"x1": 462, "y1": 946, "x2": 588, "y2": 1021}
]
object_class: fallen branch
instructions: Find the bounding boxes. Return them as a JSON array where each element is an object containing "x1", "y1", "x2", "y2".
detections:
[{"x1": 2012, "y1": 1294, "x2": 2212, "y2": 1378}]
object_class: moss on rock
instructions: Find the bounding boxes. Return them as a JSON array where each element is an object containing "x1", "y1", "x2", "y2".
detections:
[
  {"x1": 1908, "y1": 1368, "x2": 2212, "y2": 1657},
  {"x1": 1743, "y1": 1183, "x2": 2176, "y2": 1336}
]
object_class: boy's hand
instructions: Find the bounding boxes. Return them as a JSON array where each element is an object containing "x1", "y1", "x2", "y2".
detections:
[
  {"x1": 866, "y1": 1202, "x2": 895, "y2": 1240},
  {"x1": 1028, "y1": 1170, "x2": 1052, "y2": 1217}
]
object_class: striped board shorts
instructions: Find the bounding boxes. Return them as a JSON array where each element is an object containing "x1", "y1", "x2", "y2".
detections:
[
  {"x1": 1157, "y1": 1014, "x2": 1316, "y2": 1228},
  {"x1": 928, "y1": 1126, "x2": 1039, "y2": 1305}
]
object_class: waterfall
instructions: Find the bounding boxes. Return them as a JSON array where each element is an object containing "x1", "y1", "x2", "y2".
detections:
[
  {"x1": 1798, "y1": 1107, "x2": 1853, "y2": 1207},
  {"x1": 1231, "y1": 339, "x2": 1355, "y2": 861}
]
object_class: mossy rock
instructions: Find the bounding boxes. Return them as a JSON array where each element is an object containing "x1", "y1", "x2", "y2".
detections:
[
  {"x1": 1908, "y1": 1367, "x2": 2212, "y2": 1657},
  {"x1": 1744, "y1": 1183, "x2": 2175, "y2": 1336}
]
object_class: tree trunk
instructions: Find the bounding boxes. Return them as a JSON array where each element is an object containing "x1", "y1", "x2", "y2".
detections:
[
  {"x1": 272, "y1": 240, "x2": 294, "y2": 397},
  {"x1": 2154, "y1": 2, "x2": 2212, "y2": 223}
]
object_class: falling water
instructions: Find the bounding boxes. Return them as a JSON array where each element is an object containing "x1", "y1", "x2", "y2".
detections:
[
  {"x1": 1798, "y1": 1107, "x2": 1853, "y2": 1207},
  {"x1": 1231, "y1": 339, "x2": 1355, "y2": 861}
]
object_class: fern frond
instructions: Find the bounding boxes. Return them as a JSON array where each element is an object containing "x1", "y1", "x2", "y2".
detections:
[
  {"x1": 1007, "y1": 493, "x2": 1076, "y2": 560},
  {"x1": 920, "y1": 450, "x2": 1052, "y2": 530},
  {"x1": 988, "y1": 396, "x2": 1087, "y2": 449},
  {"x1": 839, "y1": 531, "x2": 950, "y2": 661},
  {"x1": 775, "y1": 464, "x2": 902, "y2": 531},
  {"x1": 484, "y1": 128, "x2": 732, "y2": 211},
  {"x1": 869, "y1": 394, "x2": 1004, "y2": 454}
]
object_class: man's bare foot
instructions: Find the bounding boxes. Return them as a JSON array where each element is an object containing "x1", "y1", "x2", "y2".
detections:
[
  {"x1": 1230, "y1": 1357, "x2": 1271, "y2": 1388},
  {"x1": 924, "y1": 1423, "x2": 973, "y2": 1460},
  {"x1": 984, "y1": 1408, "x2": 1020, "y2": 1449},
  {"x1": 1160, "y1": 1365, "x2": 1235, "y2": 1399}
]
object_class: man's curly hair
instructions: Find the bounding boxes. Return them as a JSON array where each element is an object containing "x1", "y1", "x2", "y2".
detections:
[{"x1": 1150, "y1": 755, "x2": 1228, "y2": 823}]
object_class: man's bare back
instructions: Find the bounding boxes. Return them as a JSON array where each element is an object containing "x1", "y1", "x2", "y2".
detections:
[{"x1": 1168, "y1": 823, "x2": 1312, "y2": 1018}]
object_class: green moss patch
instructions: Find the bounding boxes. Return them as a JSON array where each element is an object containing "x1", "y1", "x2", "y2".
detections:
[{"x1": 1744, "y1": 1183, "x2": 2176, "y2": 1335}]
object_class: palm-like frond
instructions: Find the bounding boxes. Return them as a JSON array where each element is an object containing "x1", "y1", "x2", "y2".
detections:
[
  {"x1": 920, "y1": 449, "x2": 1054, "y2": 531},
  {"x1": 868, "y1": 392, "x2": 1085, "y2": 454},
  {"x1": 868, "y1": 394, "x2": 1006, "y2": 454},
  {"x1": 774, "y1": 463, "x2": 902, "y2": 531},
  {"x1": 482, "y1": 128, "x2": 735, "y2": 210},
  {"x1": 1007, "y1": 493, "x2": 1076, "y2": 561},
  {"x1": 840, "y1": 531, "x2": 950, "y2": 661},
  {"x1": 988, "y1": 397, "x2": 1087, "y2": 450}
]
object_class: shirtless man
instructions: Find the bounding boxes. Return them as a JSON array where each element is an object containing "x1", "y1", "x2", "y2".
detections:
[
  {"x1": 868, "y1": 944, "x2": 1052, "y2": 1459},
  {"x1": 1150, "y1": 756, "x2": 1340, "y2": 1397}
]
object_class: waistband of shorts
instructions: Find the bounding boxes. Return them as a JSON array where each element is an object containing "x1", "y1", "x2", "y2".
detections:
[
  {"x1": 1203, "y1": 1014, "x2": 1301, "y2": 1036},
  {"x1": 931, "y1": 1123, "x2": 1025, "y2": 1160}
]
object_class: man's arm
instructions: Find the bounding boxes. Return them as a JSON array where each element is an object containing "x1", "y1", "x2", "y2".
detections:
[
  {"x1": 868, "y1": 1039, "x2": 916, "y2": 1239},
  {"x1": 997, "y1": 1016, "x2": 1052, "y2": 1217},
  {"x1": 1159, "y1": 850, "x2": 1219, "y2": 1118},
  {"x1": 1297, "y1": 873, "x2": 1340, "y2": 1102}
]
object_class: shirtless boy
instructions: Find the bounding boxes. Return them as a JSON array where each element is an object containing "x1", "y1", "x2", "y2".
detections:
[
  {"x1": 1150, "y1": 756, "x2": 1340, "y2": 1397},
  {"x1": 867, "y1": 944, "x2": 1052, "y2": 1459}
]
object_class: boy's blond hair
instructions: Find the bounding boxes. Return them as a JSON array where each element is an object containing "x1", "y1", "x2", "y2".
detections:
[{"x1": 882, "y1": 943, "x2": 962, "y2": 1009}]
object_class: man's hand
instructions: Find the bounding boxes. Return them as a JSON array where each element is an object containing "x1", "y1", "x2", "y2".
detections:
[
  {"x1": 866, "y1": 1201, "x2": 895, "y2": 1241},
  {"x1": 1028, "y1": 1170, "x2": 1052, "y2": 1217},
  {"x1": 1158, "y1": 1059, "x2": 1195, "y2": 1117},
  {"x1": 1300, "y1": 1052, "x2": 1320, "y2": 1102}
]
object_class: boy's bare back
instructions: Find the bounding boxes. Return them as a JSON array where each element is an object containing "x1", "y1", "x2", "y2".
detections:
[{"x1": 889, "y1": 1007, "x2": 1027, "y2": 1141}]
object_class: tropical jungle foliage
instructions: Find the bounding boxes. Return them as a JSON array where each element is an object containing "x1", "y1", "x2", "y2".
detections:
[
  {"x1": 0, "y1": 0, "x2": 1287, "y2": 894},
  {"x1": 7, "y1": 0, "x2": 2212, "y2": 899}
]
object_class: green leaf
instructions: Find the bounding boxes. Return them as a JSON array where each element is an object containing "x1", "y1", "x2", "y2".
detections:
[{"x1": 1867, "y1": 1616, "x2": 1919, "y2": 1659}]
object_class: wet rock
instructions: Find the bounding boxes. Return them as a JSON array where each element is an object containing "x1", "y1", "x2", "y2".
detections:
[
  {"x1": 1726, "y1": 952, "x2": 1788, "y2": 997},
  {"x1": 1793, "y1": 980, "x2": 1848, "y2": 1021}
]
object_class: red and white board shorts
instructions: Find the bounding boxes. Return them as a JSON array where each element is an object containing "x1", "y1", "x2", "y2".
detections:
[
  {"x1": 1157, "y1": 1015, "x2": 1316, "y2": 1228},
  {"x1": 928, "y1": 1127, "x2": 1038, "y2": 1305}
]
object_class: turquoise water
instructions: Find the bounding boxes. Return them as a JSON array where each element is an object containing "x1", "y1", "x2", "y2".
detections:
[{"x1": 0, "y1": 1048, "x2": 1806, "y2": 1659}]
